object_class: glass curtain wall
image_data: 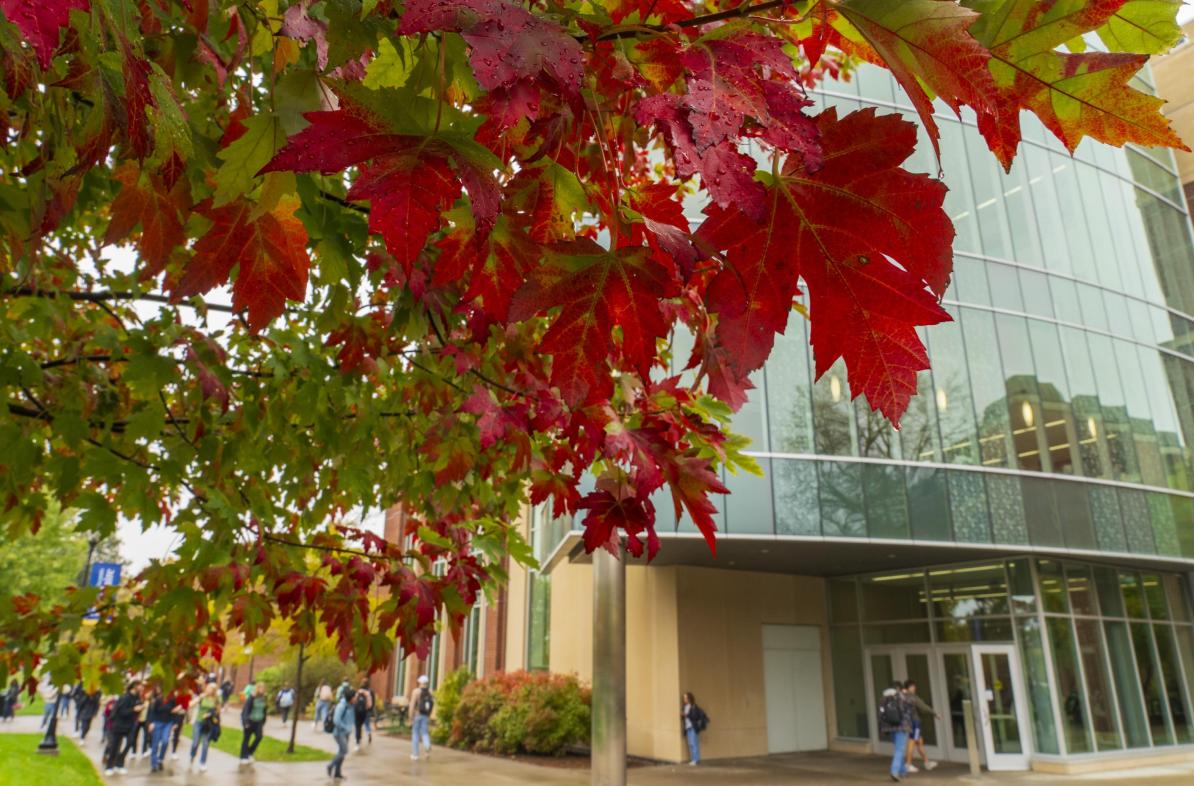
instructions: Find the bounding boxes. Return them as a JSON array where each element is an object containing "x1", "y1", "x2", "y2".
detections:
[
  {"x1": 828, "y1": 558, "x2": 1194, "y2": 758},
  {"x1": 527, "y1": 504, "x2": 552, "y2": 670}
]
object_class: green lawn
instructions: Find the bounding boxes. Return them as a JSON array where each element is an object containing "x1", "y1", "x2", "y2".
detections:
[
  {"x1": 182, "y1": 724, "x2": 328, "y2": 762},
  {"x1": 0, "y1": 734, "x2": 102, "y2": 786}
]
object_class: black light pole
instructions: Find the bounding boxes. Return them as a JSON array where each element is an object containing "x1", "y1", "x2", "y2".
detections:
[{"x1": 38, "y1": 537, "x2": 99, "y2": 755}]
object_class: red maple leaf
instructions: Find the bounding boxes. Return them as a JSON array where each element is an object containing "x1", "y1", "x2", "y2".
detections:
[
  {"x1": 399, "y1": 0, "x2": 584, "y2": 97},
  {"x1": 697, "y1": 107, "x2": 953, "y2": 423},
  {"x1": 175, "y1": 197, "x2": 311, "y2": 332},
  {"x1": 577, "y1": 474, "x2": 659, "y2": 559},
  {"x1": 434, "y1": 212, "x2": 540, "y2": 321},
  {"x1": 0, "y1": 0, "x2": 88, "y2": 69},
  {"x1": 508, "y1": 239, "x2": 676, "y2": 407},
  {"x1": 103, "y1": 163, "x2": 190, "y2": 278},
  {"x1": 260, "y1": 89, "x2": 499, "y2": 270}
]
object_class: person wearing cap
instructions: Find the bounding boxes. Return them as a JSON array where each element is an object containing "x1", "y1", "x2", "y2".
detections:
[{"x1": 408, "y1": 675, "x2": 434, "y2": 761}]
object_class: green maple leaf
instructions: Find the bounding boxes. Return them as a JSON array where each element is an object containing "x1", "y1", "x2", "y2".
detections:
[{"x1": 214, "y1": 115, "x2": 285, "y2": 207}]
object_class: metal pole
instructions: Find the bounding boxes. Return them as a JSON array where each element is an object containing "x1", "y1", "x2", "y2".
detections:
[
  {"x1": 591, "y1": 546, "x2": 626, "y2": 786},
  {"x1": 38, "y1": 538, "x2": 98, "y2": 755},
  {"x1": 962, "y1": 698, "x2": 981, "y2": 775}
]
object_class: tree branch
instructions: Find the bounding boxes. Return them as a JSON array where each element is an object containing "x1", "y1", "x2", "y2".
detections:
[
  {"x1": 2, "y1": 286, "x2": 235, "y2": 313},
  {"x1": 591, "y1": 0, "x2": 790, "y2": 40}
]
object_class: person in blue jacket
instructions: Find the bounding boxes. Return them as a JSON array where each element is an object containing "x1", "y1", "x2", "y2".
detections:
[{"x1": 326, "y1": 686, "x2": 353, "y2": 781}]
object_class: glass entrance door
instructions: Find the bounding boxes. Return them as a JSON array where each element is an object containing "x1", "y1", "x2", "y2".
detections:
[
  {"x1": 863, "y1": 647, "x2": 945, "y2": 762},
  {"x1": 971, "y1": 645, "x2": 1030, "y2": 770}
]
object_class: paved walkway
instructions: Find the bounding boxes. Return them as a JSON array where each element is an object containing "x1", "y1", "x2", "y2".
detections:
[{"x1": 7, "y1": 713, "x2": 1194, "y2": 784}]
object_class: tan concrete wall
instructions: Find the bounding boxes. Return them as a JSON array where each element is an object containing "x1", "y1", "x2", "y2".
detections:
[
  {"x1": 503, "y1": 513, "x2": 530, "y2": 671},
  {"x1": 673, "y1": 567, "x2": 831, "y2": 761},
  {"x1": 1154, "y1": 25, "x2": 1194, "y2": 189}
]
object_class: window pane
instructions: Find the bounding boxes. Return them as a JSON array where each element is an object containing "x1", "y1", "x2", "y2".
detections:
[
  {"x1": 860, "y1": 573, "x2": 928, "y2": 622},
  {"x1": 961, "y1": 309, "x2": 1013, "y2": 468},
  {"x1": 769, "y1": 316, "x2": 814, "y2": 453},
  {"x1": 830, "y1": 626, "x2": 868, "y2": 738},
  {"x1": 1164, "y1": 575, "x2": 1194, "y2": 623},
  {"x1": 527, "y1": 573, "x2": 551, "y2": 671},
  {"x1": 1048, "y1": 618, "x2": 1094, "y2": 753},
  {"x1": 813, "y1": 361, "x2": 855, "y2": 456},
  {"x1": 928, "y1": 563, "x2": 1009, "y2": 618},
  {"x1": 1154, "y1": 624, "x2": 1194, "y2": 744},
  {"x1": 1065, "y1": 565, "x2": 1097, "y2": 616},
  {"x1": 1008, "y1": 558, "x2": 1036, "y2": 614},
  {"x1": 935, "y1": 617, "x2": 1014, "y2": 642},
  {"x1": 861, "y1": 623, "x2": 932, "y2": 645},
  {"x1": 1038, "y1": 560, "x2": 1069, "y2": 614},
  {"x1": 1143, "y1": 573, "x2": 1170, "y2": 620},
  {"x1": 1023, "y1": 477, "x2": 1063, "y2": 547},
  {"x1": 987, "y1": 474, "x2": 1029, "y2": 545},
  {"x1": 997, "y1": 314, "x2": 1048, "y2": 472},
  {"x1": 1075, "y1": 619, "x2": 1122, "y2": 750},
  {"x1": 724, "y1": 459, "x2": 774, "y2": 535},
  {"x1": 1094, "y1": 566, "x2": 1126, "y2": 617},
  {"x1": 1121, "y1": 572, "x2": 1149, "y2": 618},
  {"x1": 1132, "y1": 622, "x2": 1174, "y2": 745},
  {"x1": 1105, "y1": 620, "x2": 1151, "y2": 747},
  {"x1": 864, "y1": 464, "x2": 909, "y2": 540},
  {"x1": 932, "y1": 310, "x2": 980, "y2": 465},
  {"x1": 1090, "y1": 485, "x2": 1128, "y2": 552},
  {"x1": 1120, "y1": 488, "x2": 1157, "y2": 555},
  {"x1": 1056, "y1": 482, "x2": 1096, "y2": 550},
  {"x1": 1018, "y1": 616, "x2": 1061, "y2": 754},
  {"x1": 774, "y1": 459, "x2": 821, "y2": 536},
  {"x1": 907, "y1": 466, "x2": 951, "y2": 542},
  {"x1": 819, "y1": 461, "x2": 865, "y2": 537},
  {"x1": 949, "y1": 470, "x2": 991, "y2": 543}
]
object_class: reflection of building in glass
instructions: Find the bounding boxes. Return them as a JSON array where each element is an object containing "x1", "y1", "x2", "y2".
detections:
[{"x1": 395, "y1": 64, "x2": 1194, "y2": 771}]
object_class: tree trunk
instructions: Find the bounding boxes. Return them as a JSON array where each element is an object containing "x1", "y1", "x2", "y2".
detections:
[{"x1": 287, "y1": 642, "x2": 305, "y2": 754}]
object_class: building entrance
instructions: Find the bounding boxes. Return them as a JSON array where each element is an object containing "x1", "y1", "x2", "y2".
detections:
[{"x1": 865, "y1": 643, "x2": 1030, "y2": 771}]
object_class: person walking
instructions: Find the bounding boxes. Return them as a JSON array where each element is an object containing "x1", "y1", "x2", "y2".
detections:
[
  {"x1": 130, "y1": 684, "x2": 152, "y2": 760},
  {"x1": 409, "y1": 675, "x2": 433, "y2": 761},
  {"x1": 220, "y1": 680, "x2": 233, "y2": 705},
  {"x1": 37, "y1": 679, "x2": 59, "y2": 730},
  {"x1": 878, "y1": 681, "x2": 914, "y2": 782},
  {"x1": 902, "y1": 679, "x2": 940, "y2": 774},
  {"x1": 1, "y1": 680, "x2": 18, "y2": 722},
  {"x1": 327, "y1": 686, "x2": 353, "y2": 781},
  {"x1": 352, "y1": 680, "x2": 373, "y2": 751},
  {"x1": 680, "y1": 691, "x2": 708, "y2": 766},
  {"x1": 77, "y1": 688, "x2": 101, "y2": 742},
  {"x1": 239, "y1": 683, "x2": 267, "y2": 765},
  {"x1": 104, "y1": 681, "x2": 144, "y2": 776},
  {"x1": 148, "y1": 684, "x2": 184, "y2": 773},
  {"x1": 314, "y1": 681, "x2": 333, "y2": 730},
  {"x1": 170, "y1": 687, "x2": 191, "y2": 761},
  {"x1": 189, "y1": 683, "x2": 222, "y2": 773},
  {"x1": 278, "y1": 685, "x2": 295, "y2": 725}
]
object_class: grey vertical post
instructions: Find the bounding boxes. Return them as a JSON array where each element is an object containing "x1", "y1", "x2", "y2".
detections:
[
  {"x1": 592, "y1": 546, "x2": 626, "y2": 786},
  {"x1": 962, "y1": 698, "x2": 981, "y2": 775}
]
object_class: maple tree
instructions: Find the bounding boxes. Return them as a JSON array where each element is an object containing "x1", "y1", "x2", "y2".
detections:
[{"x1": 0, "y1": 0, "x2": 1187, "y2": 689}]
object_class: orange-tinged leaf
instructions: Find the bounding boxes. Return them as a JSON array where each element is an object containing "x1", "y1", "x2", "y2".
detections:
[
  {"x1": 104, "y1": 163, "x2": 191, "y2": 278},
  {"x1": 175, "y1": 197, "x2": 310, "y2": 331},
  {"x1": 963, "y1": 0, "x2": 1188, "y2": 166}
]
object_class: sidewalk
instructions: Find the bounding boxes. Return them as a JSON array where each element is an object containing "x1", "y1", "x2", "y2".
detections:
[{"x1": 6, "y1": 712, "x2": 1194, "y2": 784}]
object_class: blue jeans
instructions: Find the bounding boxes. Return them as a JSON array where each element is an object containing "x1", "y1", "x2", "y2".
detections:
[
  {"x1": 891, "y1": 730, "x2": 909, "y2": 778},
  {"x1": 412, "y1": 714, "x2": 430, "y2": 757},
  {"x1": 190, "y1": 723, "x2": 214, "y2": 765},
  {"x1": 685, "y1": 727, "x2": 700, "y2": 764},
  {"x1": 40, "y1": 700, "x2": 57, "y2": 729},
  {"x1": 331, "y1": 731, "x2": 349, "y2": 776},
  {"x1": 315, "y1": 700, "x2": 330, "y2": 724},
  {"x1": 150, "y1": 720, "x2": 174, "y2": 769}
]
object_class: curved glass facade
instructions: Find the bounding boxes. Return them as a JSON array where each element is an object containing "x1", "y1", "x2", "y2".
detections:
[{"x1": 650, "y1": 64, "x2": 1194, "y2": 565}]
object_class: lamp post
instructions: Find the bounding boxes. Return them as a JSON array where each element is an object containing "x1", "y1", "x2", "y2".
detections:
[{"x1": 38, "y1": 537, "x2": 99, "y2": 755}]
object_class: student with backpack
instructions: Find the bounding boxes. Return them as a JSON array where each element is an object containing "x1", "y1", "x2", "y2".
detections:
[
  {"x1": 878, "y1": 681, "x2": 914, "y2": 782},
  {"x1": 902, "y1": 679, "x2": 939, "y2": 774},
  {"x1": 326, "y1": 686, "x2": 353, "y2": 781},
  {"x1": 352, "y1": 680, "x2": 373, "y2": 751},
  {"x1": 239, "y1": 683, "x2": 268, "y2": 765},
  {"x1": 409, "y1": 675, "x2": 434, "y2": 761},
  {"x1": 277, "y1": 685, "x2": 295, "y2": 725},
  {"x1": 680, "y1": 692, "x2": 708, "y2": 766}
]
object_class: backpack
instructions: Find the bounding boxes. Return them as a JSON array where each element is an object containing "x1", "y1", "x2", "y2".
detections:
[
  {"x1": 417, "y1": 688, "x2": 434, "y2": 716},
  {"x1": 324, "y1": 711, "x2": 335, "y2": 734},
  {"x1": 879, "y1": 694, "x2": 902, "y2": 727},
  {"x1": 692, "y1": 706, "x2": 709, "y2": 733},
  {"x1": 354, "y1": 692, "x2": 369, "y2": 717}
]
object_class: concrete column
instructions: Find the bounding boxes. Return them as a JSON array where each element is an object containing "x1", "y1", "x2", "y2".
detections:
[{"x1": 592, "y1": 546, "x2": 626, "y2": 786}]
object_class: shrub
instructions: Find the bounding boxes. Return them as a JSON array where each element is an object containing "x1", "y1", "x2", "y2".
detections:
[
  {"x1": 431, "y1": 667, "x2": 473, "y2": 744},
  {"x1": 449, "y1": 671, "x2": 590, "y2": 756}
]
